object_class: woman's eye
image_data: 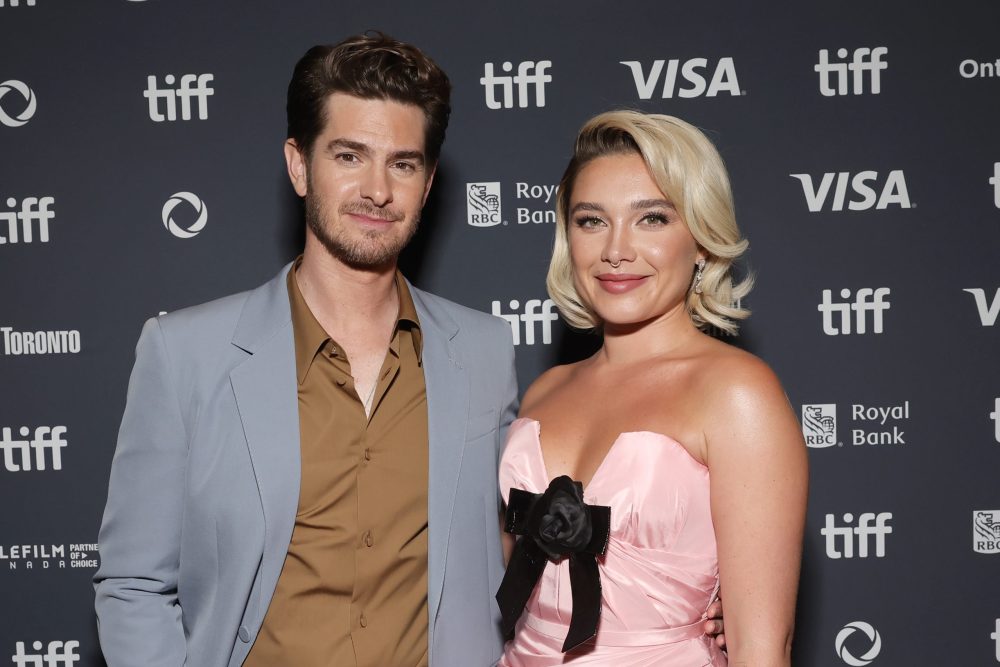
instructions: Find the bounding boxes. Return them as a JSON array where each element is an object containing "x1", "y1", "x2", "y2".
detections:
[
  {"x1": 573, "y1": 216, "x2": 604, "y2": 228},
  {"x1": 641, "y1": 212, "x2": 670, "y2": 225}
]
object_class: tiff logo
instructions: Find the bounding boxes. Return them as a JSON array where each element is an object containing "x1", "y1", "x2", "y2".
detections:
[
  {"x1": 11, "y1": 640, "x2": 80, "y2": 666},
  {"x1": 815, "y1": 46, "x2": 888, "y2": 96},
  {"x1": 1, "y1": 426, "x2": 67, "y2": 472},
  {"x1": 992, "y1": 618, "x2": 1000, "y2": 662},
  {"x1": 480, "y1": 61, "x2": 552, "y2": 109},
  {"x1": 991, "y1": 397, "x2": 1000, "y2": 444},
  {"x1": 144, "y1": 74, "x2": 214, "y2": 121},
  {"x1": 821, "y1": 512, "x2": 892, "y2": 559},
  {"x1": 991, "y1": 163, "x2": 1000, "y2": 208},
  {"x1": 818, "y1": 288, "x2": 891, "y2": 336},
  {"x1": 492, "y1": 299, "x2": 559, "y2": 345},
  {"x1": 963, "y1": 288, "x2": 1000, "y2": 326},
  {"x1": 0, "y1": 196, "x2": 54, "y2": 244},
  {"x1": 789, "y1": 170, "x2": 911, "y2": 212}
]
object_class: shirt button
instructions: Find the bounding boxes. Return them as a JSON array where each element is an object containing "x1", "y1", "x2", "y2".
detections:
[
  {"x1": 336, "y1": 379, "x2": 347, "y2": 387},
  {"x1": 364, "y1": 530, "x2": 374, "y2": 547},
  {"x1": 359, "y1": 613, "x2": 368, "y2": 628},
  {"x1": 238, "y1": 626, "x2": 251, "y2": 642}
]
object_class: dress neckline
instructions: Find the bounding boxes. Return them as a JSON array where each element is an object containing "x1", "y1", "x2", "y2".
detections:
[{"x1": 512, "y1": 417, "x2": 706, "y2": 494}]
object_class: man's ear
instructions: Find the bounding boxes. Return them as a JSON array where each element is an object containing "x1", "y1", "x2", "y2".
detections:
[{"x1": 284, "y1": 139, "x2": 309, "y2": 197}]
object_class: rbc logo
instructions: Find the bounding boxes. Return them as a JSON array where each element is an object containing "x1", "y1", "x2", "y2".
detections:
[
  {"x1": 492, "y1": 299, "x2": 559, "y2": 346},
  {"x1": 144, "y1": 74, "x2": 214, "y2": 121},
  {"x1": 815, "y1": 46, "x2": 888, "y2": 96},
  {"x1": 974, "y1": 510, "x2": 1000, "y2": 554},
  {"x1": 620, "y1": 57, "x2": 741, "y2": 99},
  {"x1": 802, "y1": 404, "x2": 837, "y2": 448},
  {"x1": 162, "y1": 192, "x2": 208, "y2": 238},
  {"x1": 821, "y1": 512, "x2": 892, "y2": 559},
  {"x1": 790, "y1": 170, "x2": 911, "y2": 212},
  {"x1": 0, "y1": 80, "x2": 37, "y2": 127},
  {"x1": 818, "y1": 288, "x2": 891, "y2": 336},
  {"x1": 11, "y1": 641, "x2": 80, "y2": 666},
  {"x1": 0, "y1": 196, "x2": 55, "y2": 244},
  {"x1": 480, "y1": 61, "x2": 552, "y2": 109},
  {"x1": 834, "y1": 622, "x2": 882, "y2": 666},
  {"x1": 467, "y1": 183, "x2": 503, "y2": 227}
]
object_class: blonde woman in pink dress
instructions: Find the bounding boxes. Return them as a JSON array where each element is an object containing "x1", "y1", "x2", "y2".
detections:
[{"x1": 496, "y1": 111, "x2": 808, "y2": 666}]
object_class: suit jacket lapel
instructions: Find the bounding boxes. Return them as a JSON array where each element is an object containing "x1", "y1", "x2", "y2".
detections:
[
  {"x1": 229, "y1": 263, "x2": 300, "y2": 619},
  {"x1": 410, "y1": 284, "x2": 470, "y2": 639}
]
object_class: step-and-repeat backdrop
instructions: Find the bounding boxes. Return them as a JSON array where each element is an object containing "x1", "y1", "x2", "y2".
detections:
[{"x1": 2, "y1": 1, "x2": 998, "y2": 665}]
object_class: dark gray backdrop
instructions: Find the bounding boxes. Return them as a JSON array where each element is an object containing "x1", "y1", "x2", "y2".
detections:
[{"x1": 2, "y1": 1, "x2": 998, "y2": 665}]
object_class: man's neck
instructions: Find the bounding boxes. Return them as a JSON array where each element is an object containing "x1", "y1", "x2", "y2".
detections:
[{"x1": 295, "y1": 241, "x2": 400, "y2": 341}]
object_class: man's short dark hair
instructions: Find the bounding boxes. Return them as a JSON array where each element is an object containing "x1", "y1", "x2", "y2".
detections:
[{"x1": 287, "y1": 32, "x2": 452, "y2": 165}]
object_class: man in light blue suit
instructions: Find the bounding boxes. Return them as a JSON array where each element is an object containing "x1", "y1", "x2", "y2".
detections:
[{"x1": 94, "y1": 34, "x2": 517, "y2": 666}]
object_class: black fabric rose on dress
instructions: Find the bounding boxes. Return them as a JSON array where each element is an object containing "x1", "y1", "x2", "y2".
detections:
[{"x1": 531, "y1": 476, "x2": 593, "y2": 559}]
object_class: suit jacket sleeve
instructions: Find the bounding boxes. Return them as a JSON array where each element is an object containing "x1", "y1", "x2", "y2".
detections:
[
  {"x1": 94, "y1": 317, "x2": 188, "y2": 666},
  {"x1": 496, "y1": 324, "x2": 519, "y2": 461}
]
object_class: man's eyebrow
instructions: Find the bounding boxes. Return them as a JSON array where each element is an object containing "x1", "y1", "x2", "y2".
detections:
[
  {"x1": 325, "y1": 138, "x2": 370, "y2": 154},
  {"x1": 388, "y1": 150, "x2": 425, "y2": 165}
]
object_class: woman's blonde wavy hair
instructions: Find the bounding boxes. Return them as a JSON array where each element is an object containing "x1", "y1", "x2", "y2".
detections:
[{"x1": 546, "y1": 110, "x2": 752, "y2": 334}]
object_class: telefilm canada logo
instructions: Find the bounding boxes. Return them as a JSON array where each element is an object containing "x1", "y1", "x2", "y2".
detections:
[
  {"x1": 0, "y1": 80, "x2": 36, "y2": 127},
  {"x1": 835, "y1": 621, "x2": 882, "y2": 666},
  {"x1": 10, "y1": 641, "x2": 80, "y2": 667},
  {"x1": 815, "y1": 46, "x2": 888, "y2": 96},
  {"x1": 619, "y1": 56, "x2": 743, "y2": 99},
  {"x1": 492, "y1": 299, "x2": 559, "y2": 346},
  {"x1": 0, "y1": 196, "x2": 55, "y2": 245},
  {"x1": 0, "y1": 542, "x2": 98, "y2": 571},
  {"x1": 802, "y1": 402, "x2": 910, "y2": 448},
  {"x1": 466, "y1": 181, "x2": 557, "y2": 227},
  {"x1": 973, "y1": 510, "x2": 1000, "y2": 554},
  {"x1": 480, "y1": 60, "x2": 552, "y2": 109},
  {"x1": 162, "y1": 192, "x2": 208, "y2": 238}
]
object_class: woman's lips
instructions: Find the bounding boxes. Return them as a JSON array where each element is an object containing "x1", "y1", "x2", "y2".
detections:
[{"x1": 595, "y1": 273, "x2": 649, "y2": 294}]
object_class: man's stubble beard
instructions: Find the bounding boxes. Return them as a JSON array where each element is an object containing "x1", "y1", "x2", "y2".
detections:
[{"x1": 304, "y1": 186, "x2": 420, "y2": 271}]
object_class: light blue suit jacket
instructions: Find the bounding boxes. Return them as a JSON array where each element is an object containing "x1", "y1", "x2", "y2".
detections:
[{"x1": 94, "y1": 264, "x2": 518, "y2": 666}]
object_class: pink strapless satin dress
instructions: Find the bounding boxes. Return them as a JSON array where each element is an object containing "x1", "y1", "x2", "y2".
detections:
[{"x1": 498, "y1": 418, "x2": 727, "y2": 666}]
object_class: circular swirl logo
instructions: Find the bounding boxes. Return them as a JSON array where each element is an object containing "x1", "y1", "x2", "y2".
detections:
[
  {"x1": 0, "y1": 80, "x2": 37, "y2": 128},
  {"x1": 161, "y1": 192, "x2": 208, "y2": 239},
  {"x1": 835, "y1": 621, "x2": 882, "y2": 666}
]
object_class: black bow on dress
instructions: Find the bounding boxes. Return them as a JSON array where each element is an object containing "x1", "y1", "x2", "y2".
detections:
[{"x1": 495, "y1": 475, "x2": 612, "y2": 652}]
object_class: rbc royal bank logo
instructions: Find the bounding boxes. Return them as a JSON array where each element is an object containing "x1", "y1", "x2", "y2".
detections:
[
  {"x1": 0, "y1": 196, "x2": 54, "y2": 244},
  {"x1": 835, "y1": 621, "x2": 882, "y2": 666},
  {"x1": 802, "y1": 404, "x2": 837, "y2": 448},
  {"x1": 480, "y1": 61, "x2": 552, "y2": 109},
  {"x1": 790, "y1": 171, "x2": 912, "y2": 212},
  {"x1": 162, "y1": 192, "x2": 208, "y2": 238},
  {"x1": 0, "y1": 80, "x2": 37, "y2": 127},
  {"x1": 815, "y1": 46, "x2": 888, "y2": 96},
  {"x1": 10, "y1": 641, "x2": 80, "y2": 667},
  {"x1": 144, "y1": 74, "x2": 214, "y2": 121},
  {"x1": 974, "y1": 510, "x2": 1000, "y2": 554},
  {"x1": 963, "y1": 288, "x2": 1000, "y2": 326},
  {"x1": 620, "y1": 57, "x2": 742, "y2": 99},
  {"x1": 467, "y1": 183, "x2": 502, "y2": 227}
]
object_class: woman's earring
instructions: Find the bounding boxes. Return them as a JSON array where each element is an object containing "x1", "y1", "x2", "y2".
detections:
[{"x1": 693, "y1": 258, "x2": 706, "y2": 294}]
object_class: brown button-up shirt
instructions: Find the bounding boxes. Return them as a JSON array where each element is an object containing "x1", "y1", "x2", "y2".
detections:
[{"x1": 244, "y1": 263, "x2": 429, "y2": 667}]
